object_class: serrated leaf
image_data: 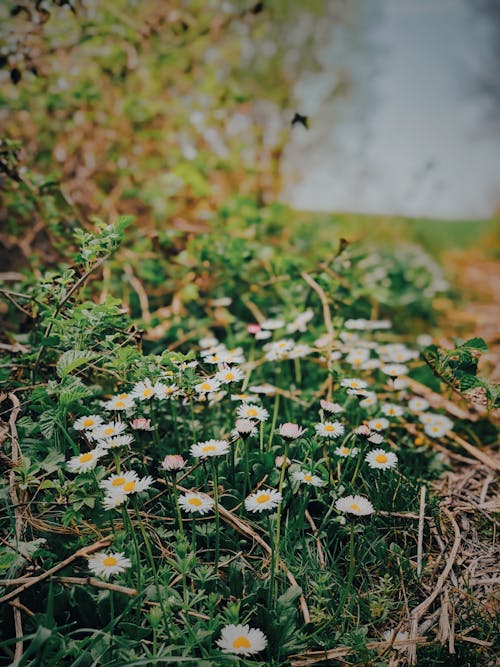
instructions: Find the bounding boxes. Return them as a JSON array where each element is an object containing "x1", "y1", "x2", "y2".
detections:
[
  {"x1": 57, "y1": 349, "x2": 97, "y2": 379},
  {"x1": 58, "y1": 376, "x2": 92, "y2": 406},
  {"x1": 39, "y1": 410, "x2": 58, "y2": 439}
]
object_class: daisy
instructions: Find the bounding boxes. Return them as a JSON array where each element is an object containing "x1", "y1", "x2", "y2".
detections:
[
  {"x1": 92, "y1": 421, "x2": 128, "y2": 441},
  {"x1": 102, "y1": 394, "x2": 134, "y2": 411},
  {"x1": 161, "y1": 384, "x2": 180, "y2": 400},
  {"x1": 345, "y1": 348, "x2": 370, "y2": 368},
  {"x1": 288, "y1": 344, "x2": 312, "y2": 359},
  {"x1": 381, "y1": 364, "x2": 408, "y2": 377},
  {"x1": 215, "y1": 366, "x2": 245, "y2": 385},
  {"x1": 382, "y1": 403, "x2": 404, "y2": 418},
  {"x1": 236, "y1": 403, "x2": 269, "y2": 422},
  {"x1": 190, "y1": 439, "x2": 230, "y2": 458},
  {"x1": 87, "y1": 551, "x2": 131, "y2": 579},
  {"x1": 67, "y1": 447, "x2": 107, "y2": 473},
  {"x1": 151, "y1": 381, "x2": 171, "y2": 400},
  {"x1": 216, "y1": 624, "x2": 268, "y2": 656},
  {"x1": 320, "y1": 400, "x2": 344, "y2": 414},
  {"x1": 341, "y1": 378, "x2": 369, "y2": 390},
  {"x1": 199, "y1": 335, "x2": 219, "y2": 349},
  {"x1": 408, "y1": 397, "x2": 429, "y2": 412},
  {"x1": 261, "y1": 318, "x2": 285, "y2": 330},
  {"x1": 161, "y1": 454, "x2": 186, "y2": 472},
  {"x1": 292, "y1": 470, "x2": 326, "y2": 487},
  {"x1": 264, "y1": 339, "x2": 294, "y2": 361},
  {"x1": 249, "y1": 384, "x2": 276, "y2": 396},
  {"x1": 222, "y1": 348, "x2": 246, "y2": 364},
  {"x1": 245, "y1": 489, "x2": 282, "y2": 513},
  {"x1": 73, "y1": 415, "x2": 103, "y2": 431},
  {"x1": 353, "y1": 425, "x2": 384, "y2": 444},
  {"x1": 178, "y1": 492, "x2": 214, "y2": 515},
  {"x1": 231, "y1": 392, "x2": 260, "y2": 402},
  {"x1": 368, "y1": 417, "x2": 390, "y2": 431},
  {"x1": 97, "y1": 434, "x2": 134, "y2": 449},
  {"x1": 255, "y1": 329, "x2": 272, "y2": 340},
  {"x1": 100, "y1": 472, "x2": 137, "y2": 494},
  {"x1": 278, "y1": 422, "x2": 306, "y2": 440},
  {"x1": 335, "y1": 495, "x2": 374, "y2": 516},
  {"x1": 130, "y1": 379, "x2": 158, "y2": 401},
  {"x1": 234, "y1": 418, "x2": 258, "y2": 439},
  {"x1": 334, "y1": 445, "x2": 359, "y2": 458},
  {"x1": 130, "y1": 417, "x2": 154, "y2": 431},
  {"x1": 315, "y1": 421, "x2": 345, "y2": 438},
  {"x1": 424, "y1": 422, "x2": 450, "y2": 438},
  {"x1": 359, "y1": 392, "x2": 378, "y2": 408},
  {"x1": 102, "y1": 489, "x2": 128, "y2": 510},
  {"x1": 194, "y1": 378, "x2": 221, "y2": 394},
  {"x1": 366, "y1": 449, "x2": 398, "y2": 470}
]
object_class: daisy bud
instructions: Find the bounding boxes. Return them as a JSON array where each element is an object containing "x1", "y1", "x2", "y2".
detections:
[
  {"x1": 161, "y1": 454, "x2": 186, "y2": 473},
  {"x1": 247, "y1": 323, "x2": 261, "y2": 334},
  {"x1": 275, "y1": 455, "x2": 291, "y2": 469},
  {"x1": 131, "y1": 418, "x2": 153, "y2": 431},
  {"x1": 278, "y1": 422, "x2": 306, "y2": 441},
  {"x1": 234, "y1": 418, "x2": 258, "y2": 439}
]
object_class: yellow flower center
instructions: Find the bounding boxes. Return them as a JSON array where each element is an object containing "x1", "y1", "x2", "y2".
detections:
[
  {"x1": 375, "y1": 422, "x2": 382, "y2": 430},
  {"x1": 278, "y1": 342, "x2": 287, "y2": 348},
  {"x1": 200, "y1": 382, "x2": 212, "y2": 391},
  {"x1": 375, "y1": 454, "x2": 388, "y2": 464},
  {"x1": 212, "y1": 355, "x2": 219, "y2": 361},
  {"x1": 124, "y1": 481, "x2": 136, "y2": 492},
  {"x1": 350, "y1": 503, "x2": 361, "y2": 513},
  {"x1": 351, "y1": 381, "x2": 359, "y2": 388},
  {"x1": 188, "y1": 497, "x2": 203, "y2": 507},
  {"x1": 225, "y1": 373, "x2": 234, "y2": 380},
  {"x1": 112, "y1": 477, "x2": 125, "y2": 486},
  {"x1": 202, "y1": 445, "x2": 216, "y2": 453},
  {"x1": 104, "y1": 427, "x2": 114, "y2": 436},
  {"x1": 83, "y1": 418, "x2": 94, "y2": 427},
  {"x1": 79, "y1": 453, "x2": 93, "y2": 463},
  {"x1": 115, "y1": 401, "x2": 125, "y2": 408},
  {"x1": 119, "y1": 393, "x2": 128, "y2": 399},
  {"x1": 341, "y1": 448, "x2": 349, "y2": 455},
  {"x1": 233, "y1": 636, "x2": 251, "y2": 649},
  {"x1": 143, "y1": 388, "x2": 153, "y2": 397},
  {"x1": 256, "y1": 493, "x2": 271, "y2": 504},
  {"x1": 167, "y1": 387, "x2": 175, "y2": 393},
  {"x1": 103, "y1": 556, "x2": 117, "y2": 567},
  {"x1": 247, "y1": 408, "x2": 258, "y2": 417},
  {"x1": 324, "y1": 425, "x2": 335, "y2": 432},
  {"x1": 304, "y1": 474, "x2": 313, "y2": 482}
]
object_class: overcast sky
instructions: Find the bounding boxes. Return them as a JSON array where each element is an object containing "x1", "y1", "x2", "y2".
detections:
[{"x1": 283, "y1": 0, "x2": 500, "y2": 219}]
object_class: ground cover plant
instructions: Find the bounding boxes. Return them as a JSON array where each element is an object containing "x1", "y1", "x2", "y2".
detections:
[
  {"x1": 1, "y1": 216, "x2": 498, "y2": 666},
  {"x1": 1, "y1": 2, "x2": 499, "y2": 665}
]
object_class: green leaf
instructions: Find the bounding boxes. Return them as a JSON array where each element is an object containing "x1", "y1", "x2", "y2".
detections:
[
  {"x1": 56, "y1": 349, "x2": 98, "y2": 379},
  {"x1": 461, "y1": 337, "x2": 488, "y2": 351}
]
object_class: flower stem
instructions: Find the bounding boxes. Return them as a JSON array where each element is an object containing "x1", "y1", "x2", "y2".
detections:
[
  {"x1": 171, "y1": 474, "x2": 184, "y2": 537},
  {"x1": 267, "y1": 392, "x2": 280, "y2": 452},
  {"x1": 211, "y1": 459, "x2": 220, "y2": 571},
  {"x1": 269, "y1": 439, "x2": 289, "y2": 606}
]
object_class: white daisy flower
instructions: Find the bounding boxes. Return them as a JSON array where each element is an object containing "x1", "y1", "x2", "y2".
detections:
[
  {"x1": 231, "y1": 392, "x2": 261, "y2": 402},
  {"x1": 408, "y1": 397, "x2": 429, "y2": 412},
  {"x1": 365, "y1": 449, "x2": 398, "y2": 470},
  {"x1": 335, "y1": 495, "x2": 374, "y2": 516},
  {"x1": 315, "y1": 421, "x2": 345, "y2": 438},
  {"x1": 67, "y1": 447, "x2": 107, "y2": 473},
  {"x1": 73, "y1": 415, "x2": 104, "y2": 431},
  {"x1": 102, "y1": 489, "x2": 128, "y2": 510},
  {"x1": 87, "y1": 551, "x2": 131, "y2": 579},
  {"x1": 199, "y1": 336, "x2": 219, "y2": 349},
  {"x1": 97, "y1": 434, "x2": 134, "y2": 449},
  {"x1": 292, "y1": 471, "x2": 326, "y2": 487},
  {"x1": 286, "y1": 309, "x2": 313, "y2": 333},
  {"x1": 278, "y1": 422, "x2": 306, "y2": 440},
  {"x1": 215, "y1": 366, "x2": 245, "y2": 384},
  {"x1": 249, "y1": 384, "x2": 276, "y2": 396},
  {"x1": 216, "y1": 624, "x2": 268, "y2": 656},
  {"x1": 341, "y1": 378, "x2": 369, "y2": 390},
  {"x1": 320, "y1": 400, "x2": 344, "y2": 414},
  {"x1": 245, "y1": 489, "x2": 282, "y2": 513},
  {"x1": 236, "y1": 403, "x2": 269, "y2": 422},
  {"x1": 261, "y1": 318, "x2": 285, "y2": 330},
  {"x1": 360, "y1": 392, "x2": 378, "y2": 408},
  {"x1": 288, "y1": 344, "x2": 312, "y2": 359},
  {"x1": 178, "y1": 492, "x2": 214, "y2": 515},
  {"x1": 190, "y1": 439, "x2": 230, "y2": 458},
  {"x1": 361, "y1": 359, "x2": 381, "y2": 371},
  {"x1": 264, "y1": 339, "x2": 295, "y2": 360},
  {"x1": 381, "y1": 364, "x2": 408, "y2": 377},
  {"x1": 102, "y1": 394, "x2": 134, "y2": 411},
  {"x1": 381, "y1": 403, "x2": 404, "y2": 417},
  {"x1": 234, "y1": 419, "x2": 258, "y2": 438},
  {"x1": 92, "y1": 421, "x2": 128, "y2": 440},
  {"x1": 424, "y1": 422, "x2": 450, "y2": 438},
  {"x1": 367, "y1": 417, "x2": 390, "y2": 431},
  {"x1": 99, "y1": 471, "x2": 136, "y2": 495},
  {"x1": 161, "y1": 454, "x2": 186, "y2": 472},
  {"x1": 345, "y1": 348, "x2": 370, "y2": 368},
  {"x1": 334, "y1": 445, "x2": 359, "y2": 458},
  {"x1": 195, "y1": 378, "x2": 221, "y2": 394},
  {"x1": 222, "y1": 348, "x2": 245, "y2": 364},
  {"x1": 255, "y1": 329, "x2": 272, "y2": 340},
  {"x1": 130, "y1": 379, "x2": 158, "y2": 401}
]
